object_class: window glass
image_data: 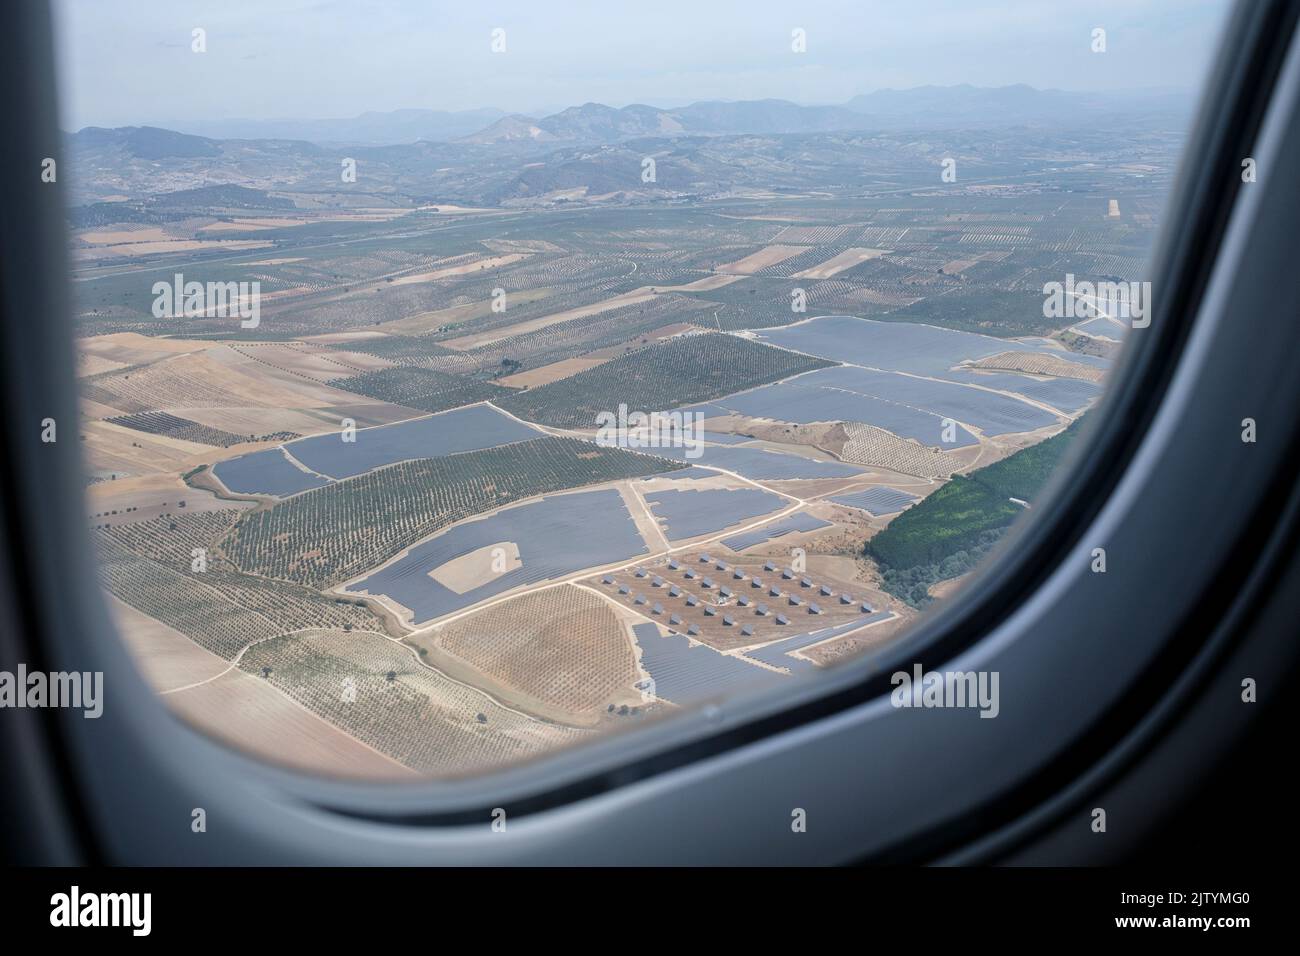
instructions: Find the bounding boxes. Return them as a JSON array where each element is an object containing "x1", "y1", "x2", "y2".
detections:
[{"x1": 57, "y1": 0, "x2": 1230, "y2": 778}]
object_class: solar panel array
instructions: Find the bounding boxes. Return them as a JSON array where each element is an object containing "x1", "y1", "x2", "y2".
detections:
[
  {"x1": 830, "y1": 486, "x2": 921, "y2": 516},
  {"x1": 720, "y1": 512, "x2": 833, "y2": 551},
  {"x1": 632, "y1": 623, "x2": 784, "y2": 705}
]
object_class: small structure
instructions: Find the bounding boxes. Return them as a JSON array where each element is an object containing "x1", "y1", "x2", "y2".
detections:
[
  {"x1": 634, "y1": 567, "x2": 647, "y2": 578},
  {"x1": 861, "y1": 603, "x2": 874, "y2": 613},
  {"x1": 789, "y1": 595, "x2": 803, "y2": 606},
  {"x1": 684, "y1": 568, "x2": 697, "y2": 579},
  {"x1": 800, "y1": 577, "x2": 813, "y2": 588},
  {"x1": 756, "y1": 603, "x2": 770, "y2": 616},
  {"x1": 775, "y1": 614, "x2": 790, "y2": 625},
  {"x1": 740, "y1": 624, "x2": 754, "y2": 637},
  {"x1": 840, "y1": 594, "x2": 854, "y2": 605},
  {"x1": 685, "y1": 594, "x2": 699, "y2": 607},
  {"x1": 701, "y1": 577, "x2": 715, "y2": 589},
  {"x1": 781, "y1": 568, "x2": 794, "y2": 580},
  {"x1": 733, "y1": 569, "x2": 745, "y2": 580},
  {"x1": 669, "y1": 613, "x2": 683, "y2": 625},
  {"x1": 703, "y1": 605, "x2": 717, "y2": 617},
  {"x1": 687, "y1": 624, "x2": 700, "y2": 636},
  {"x1": 719, "y1": 586, "x2": 733, "y2": 598},
  {"x1": 618, "y1": 584, "x2": 631, "y2": 595},
  {"x1": 601, "y1": 575, "x2": 615, "y2": 585},
  {"x1": 668, "y1": 585, "x2": 682, "y2": 597},
  {"x1": 752, "y1": 578, "x2": 764, "y2": 589},
  {"x1": 764, "y1": 561, "x2": 777, "y2": 572},
  {"x1": 668, "y1": 558, "x2": 680, "y2": 570},
  {"x1": 809, "y1": 603, "x2": 823, "y2": 615},
  {"x1": 737, "y1": 595, "x2": 751, "y2": 607},
  {"x1": 820, "y1": 585, "x2": 834, "y2": 597},
  {"x1": 633, "y1": 594, "x2": 647, "y2": 605},
  {"x1": 652, "y1": 575, "x2": 665, "y2": 587},
  {"x1": 769, "y1": 586, "x2": 782, "y2": 597},
  {"x1": 722, "y1": 614, "x2": 735, "y2": 626},
  {"x1": 699, "y1": 553, "x2": 712, "y2": 563},
  {"x1": 652, "y1": 602, "x2": 664, "y2": 615}
]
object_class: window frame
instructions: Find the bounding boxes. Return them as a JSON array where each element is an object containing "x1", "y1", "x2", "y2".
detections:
[{"x1": 2, "y1": 0, "x2": 1297, "y2": 865}]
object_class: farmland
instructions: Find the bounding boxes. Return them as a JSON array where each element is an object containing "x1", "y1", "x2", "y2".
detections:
[
  {"x1": 325, "y1": 366, "x2": 510, "y2": 414},
  {"x1": 221, "y1": 436, "x2": 682, "y2": 587},
  {"x1": 426, "y1": 585, "x2": 641, "y2": 723},
  {"x1": 496, "y1": 332, "x2": 835, "y2": 428},
  {"x1": 69, "y1": 92, "x2": 1163, "y2": 777},
  {"x1": 239, "y1": 629, "x2": 585, "y2": 776}
]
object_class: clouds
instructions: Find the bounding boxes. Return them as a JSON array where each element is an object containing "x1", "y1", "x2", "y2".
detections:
[{"x1": 53, "y1": 0, "x2": 1230, "y2": 128}]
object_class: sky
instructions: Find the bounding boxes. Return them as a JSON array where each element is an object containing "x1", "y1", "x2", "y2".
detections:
[{"x1": 54, "y1": 0, "x2": 1231, "y2": 129}]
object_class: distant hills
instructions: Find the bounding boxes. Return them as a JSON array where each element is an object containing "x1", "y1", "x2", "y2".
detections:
[
  {"x1": 63, "y1": 84, "x2": 1195, "y2": 210},
  {"x1": 149, "y1": 107, "x2": 509, "y2": 146},
  {"x1": 101, "y1": 85, "x2": 1194, "y2": 148},
  {"x1": 72, "y1": 125, "x2": 222, "y2": 160}
]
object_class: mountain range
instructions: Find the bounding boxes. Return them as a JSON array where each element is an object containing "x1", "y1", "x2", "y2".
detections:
[{"x1": 120, "y1": 85, "x2": 1193, "y2": 147}]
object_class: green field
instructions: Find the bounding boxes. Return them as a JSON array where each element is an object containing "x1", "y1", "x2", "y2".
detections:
[
  {"x1": 221, "y1": 436, "x2": 682, "y2": 587},
  {"x1": 495, "y1": 332, "x2": 834, "y2": 428},
  {"x1": 866, "y1": 419, "x2": 1086, "y2": 604}
]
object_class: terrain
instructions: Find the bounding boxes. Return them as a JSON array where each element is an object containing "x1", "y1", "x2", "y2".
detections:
[{"x1": 73, "y1": 87, "x2": 1152, "y2": 778}]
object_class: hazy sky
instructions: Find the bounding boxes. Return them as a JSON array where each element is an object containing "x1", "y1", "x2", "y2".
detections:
[{"x1": 54, "y1": 0, "x2": 1231, "y2": 128}]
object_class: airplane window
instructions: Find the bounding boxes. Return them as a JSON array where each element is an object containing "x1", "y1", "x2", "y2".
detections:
[{"x1": 55, "y1": 0, "x2": 1232, "y2": 780}]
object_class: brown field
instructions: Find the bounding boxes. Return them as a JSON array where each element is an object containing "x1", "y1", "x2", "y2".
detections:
[
  {"x1": 793, "y1": 247, "x2": 890, "y2": 279},
  {"x1": 81, "y1": 419, "x2": 213, "y2": 477},
  {"x1": 78, "y1": 226, "x2": 176, "y2": 244},
  {"x1": 175, "y1": 405, "x2": 339, "y2": 439},
  {"x1": 240, "y1": 629, "x2": 585, "y2": 776},
  {"x1": 72, "y1": 239, "x2": 274, "y2": 259},
  {"x1": 968, "y1": 350, "x2": 1106, "y2": 383},
  {"x1": 389, "y1": 253, "x2": 530, "y2": 285},
  {"x1": 832, "y1": 422, "x2": 967, "y2": 479},
  {"x1": 197, "y1": 218, "x2": 311, "y2": 232},
  {"x1": 716, "y1": 244, "x2": 808, "y2": 275},
  {"x1": 77, "y1": 352, "x2": 131, "y2": 377},
  {"x1": 421, "y1": 584, "x2": 640, "y2": 724},
  {"x1": 86, "y1": 473, "x2": 254, "y2": 523},
  {"x1": 165, "y1": 667, "x2": 415, "y2": 779},
  {"x1": 79, "y1": 331, "x2": 209, "y2": 366},
  {"x1": 87, "y1": 349, "x2": 346, "y2": 412},
  {"x1": 428, "y1": 541, "x2": 522, "y2": 593},
  {"x1": 108, "y1": 594, "x2": 230, "y2": 692},
  {"x1": 441, "y1": 287, "x2": 664, "y2": 349},
  {"x1": 496, "y1": 356, "x2": 606, "y2": 387},
  {"x1": 228, "y1": 342, "x2": 395, "y2": 383},
  {"x1": 378, "y1": 286, "x2": 557, "y2": 336},
  {"x1": 658, "y1": 273, "x2": 745, "y2": 292}
]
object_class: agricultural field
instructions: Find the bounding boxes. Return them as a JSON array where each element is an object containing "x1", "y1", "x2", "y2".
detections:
[
  {"x1": 239, "y1": 629, "x2": 585, "y2": 776},
  {"x1": 325, "y1": 366, "x2": 510, "y2": 414},
  {"x1": 68, "y1": 98, "x2": 1162, "y2": 777},
  {"x1": 221, "y1": 436, "x2": 682, "y2": 587},
  {"x1": 423, "y1": 585, "x2": 641, "y2": 724},
  {"x1": 496, "y1": 332, "x2": 834, "y2": 429}
]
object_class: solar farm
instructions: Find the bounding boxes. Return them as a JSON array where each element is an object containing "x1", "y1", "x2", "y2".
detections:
[{"x1": 69, "y1": 107, "x2": 1168, "y2": 778}]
